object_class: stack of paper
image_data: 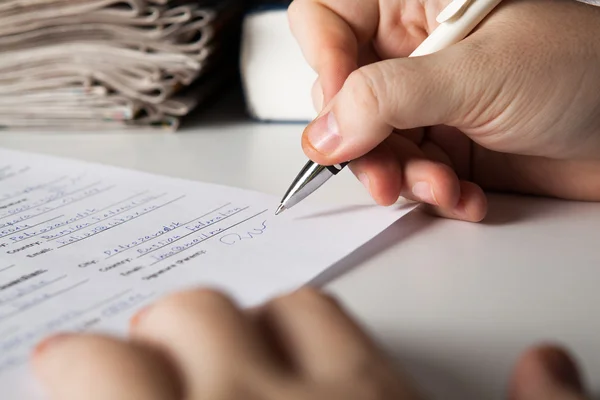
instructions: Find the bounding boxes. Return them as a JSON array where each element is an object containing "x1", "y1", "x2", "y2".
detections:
[{"x1": 0, "y1": 0, "x2": 244, "y2": 130}]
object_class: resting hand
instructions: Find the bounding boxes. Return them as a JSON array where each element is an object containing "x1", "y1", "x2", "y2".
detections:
[{"x1": 32, "y1": 287, "x2": 591, "y2": 400}]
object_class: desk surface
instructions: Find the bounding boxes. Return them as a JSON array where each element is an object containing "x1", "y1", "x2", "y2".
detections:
[{"x1": 0, "y1": 112, "x2": 599, "y2": 399}]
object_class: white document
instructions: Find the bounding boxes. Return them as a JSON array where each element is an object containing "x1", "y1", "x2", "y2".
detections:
[{"x1": 0, "y1": 148, "x2": 415, "y2": 399}]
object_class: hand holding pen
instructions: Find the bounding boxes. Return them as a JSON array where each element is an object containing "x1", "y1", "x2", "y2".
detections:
[{"x1": 278, "y1": 0, "x2": 600, "y2": 219}]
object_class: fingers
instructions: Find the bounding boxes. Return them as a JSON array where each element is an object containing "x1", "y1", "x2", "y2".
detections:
[
  {"x1": 288, "y1": 0, "x2": 379, "y2": 104},
  {"x1": 255, "y1": 287, "x2": 383, "y2": 380},
  {"x1": 349, "y1": 134, "x2": 488, "y2": 222},
  {"x1": 420, "y1": 180, "x2": 487, "y2": 222},
  {"x1": 302, "y1": 45, "x2": 494, "y2": 165},
  {"x1": 291, "y1": 0, "x2": 495, "y2": 222},
  {"x1": 32, "y1": 334, "x2": 180, "y2": 400},
  {"x1": 129, "y1": 289, "x2": 276, "y2": 397},
  {"x1": 509, "y1": 344, "x2": 589, "y2": 400},
  {"x1": 348, "y1": 143, "x2": 403, "y2": 207},
  {"x1": 32, "y1": 288, "x2": 421, "y2": 400},
  {"x1": 253, "y1": 288, "x2": 421, "y2": 398}
]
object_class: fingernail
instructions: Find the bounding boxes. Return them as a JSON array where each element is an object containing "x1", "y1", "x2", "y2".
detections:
[
  {"x1": 412, "y1": 182, "x2": 437, "y2": 205},
  {"x1": 357, "y1": 173, "x2": 371, "y2": 194},
  {"x1": 542, "y1": 348, "x2": 584, "y2": 392},
  {"x1": 306, "y1": 112, "x2": 342, "y2": 155},
  {"x1": 33, "y1": 333, "x2": 72, "y2": 356},
  {"x1": 129, "y1": 305, "x2": 152, "y2": 329}
]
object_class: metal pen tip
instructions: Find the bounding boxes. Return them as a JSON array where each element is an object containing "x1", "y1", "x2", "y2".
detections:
[{"x1": 275, "y1": 204, "x2": 285, "y2": 215}]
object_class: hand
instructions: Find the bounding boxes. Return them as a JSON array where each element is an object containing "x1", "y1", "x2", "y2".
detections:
[
  {"x1": 31, "y1": 288, "x2": 422, "y2": 400},
  {"x1": 31, "y1": 287, "x2": 590, "y2": 400},
  {"x1": 289, "y1": 0, "x2": 600, "y2": 222}
]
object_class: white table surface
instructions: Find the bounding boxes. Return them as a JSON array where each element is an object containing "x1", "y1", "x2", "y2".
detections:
[{"x1": 0, "y1": 95, "x2": 599, "y2": 399}]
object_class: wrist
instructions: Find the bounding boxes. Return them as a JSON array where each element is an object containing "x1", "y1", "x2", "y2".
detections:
[{"x1": 473, "y1": 149, "x2": 600, "y2": 202}]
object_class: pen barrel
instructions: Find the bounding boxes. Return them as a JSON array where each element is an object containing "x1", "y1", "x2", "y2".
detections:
[{"x1": 410, "y1": 0, "x2": 503, "y2": 57}]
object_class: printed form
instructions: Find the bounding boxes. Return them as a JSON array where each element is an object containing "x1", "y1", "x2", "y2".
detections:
[{"x1": 0, "y1": 148, "x2": 415, "y2": 399}]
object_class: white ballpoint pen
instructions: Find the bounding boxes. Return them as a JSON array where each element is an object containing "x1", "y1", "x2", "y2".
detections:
[{"x1": 275, "y1": 0, "x2": 503, "y2": 215}]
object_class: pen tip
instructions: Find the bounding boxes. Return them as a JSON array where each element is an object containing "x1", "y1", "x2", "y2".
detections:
[{"x1": 275, "y1": 204, "x2": 285, "y2": 215}]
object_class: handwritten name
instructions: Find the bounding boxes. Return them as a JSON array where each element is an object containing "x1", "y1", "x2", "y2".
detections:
[
  {"x1": 136, "y1": 234, "x2": 182, "y2": 256},
  {"x1": 103, "y1": 222, "x2": 182, "y2": 257},
  {"x1": 7, "y1": 209, "x2": 98, "y2": 242},
  {"x1": 42, "y1": 196, "x2": 156, "y2": 242},
  {"x1": 56, "y1": 204, "x2": 160, "y2": 245},
  {"x1": 0, "y1": 223, "x2": 30, "y2": 238},
  {"x1": 0, "y1": 186, "x2": 102, "y2": 221},
  {"x1": 149, "y1": 229, "x2": 223, "y2": 262},
  {"x1": 184, "y1": 208, "x2": 243, "y2": 233},
  {"x1": 0, "y1": 190, "x2": 68, "y2": 218},
  {"x1": 0, "y1": 215, "x2": 34, "y2": 230}
]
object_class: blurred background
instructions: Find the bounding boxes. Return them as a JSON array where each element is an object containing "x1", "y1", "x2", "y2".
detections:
[{"x1": 0, "y1": 0, "x2": 313, "y2": 131}]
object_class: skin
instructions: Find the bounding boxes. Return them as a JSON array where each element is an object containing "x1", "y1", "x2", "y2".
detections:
[
  {"x1": 28, "y1": 0, "x2": 600, "y2": 398},
  {"x1": 290, "y1": 0, "x2": 600, "y2": 222},
  {"x1": 32, "y1": 288, "x2": 590, "y2": 400}
]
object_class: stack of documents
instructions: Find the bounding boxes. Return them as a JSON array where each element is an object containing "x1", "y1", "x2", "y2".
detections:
[{"x1": 0, "y1": 0, "x2": 243, "y2": 130}]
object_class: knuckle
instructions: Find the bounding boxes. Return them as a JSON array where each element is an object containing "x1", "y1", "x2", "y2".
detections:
[
  {"x1": 156, "y1": 287, "x2": 233, "y2": 317},
  {"x1": 345, "y1": 67, "x2": 384, "y2": 117},
  {"x1": 294, "y1": 286, "x2": 328, "y2": 302},
  {"x1": 277, "y1": 286, "x2": 341, "y2": 309}
]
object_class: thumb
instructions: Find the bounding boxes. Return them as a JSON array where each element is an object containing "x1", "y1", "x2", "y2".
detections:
[
  {"x1": 509, "y1": 344, "x2": 589, "y2": 400},
  {"x1": 300, "y1": 46, "x2": 484, "y2": 165}
]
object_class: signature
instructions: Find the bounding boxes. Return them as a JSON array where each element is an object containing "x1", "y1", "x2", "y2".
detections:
[{"x1": 219, "y1": 221, "x2": 268, "y2": 246}]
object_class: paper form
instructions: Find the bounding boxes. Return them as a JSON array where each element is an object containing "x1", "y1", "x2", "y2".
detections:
[{"x1": 0, "y1": 148, "x2": 416, "y2": 399}]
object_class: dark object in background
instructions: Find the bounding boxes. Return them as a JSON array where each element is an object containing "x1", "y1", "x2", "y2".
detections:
[{"x1": 250, "y1": 0, "x2": 292, "y2": 5}]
